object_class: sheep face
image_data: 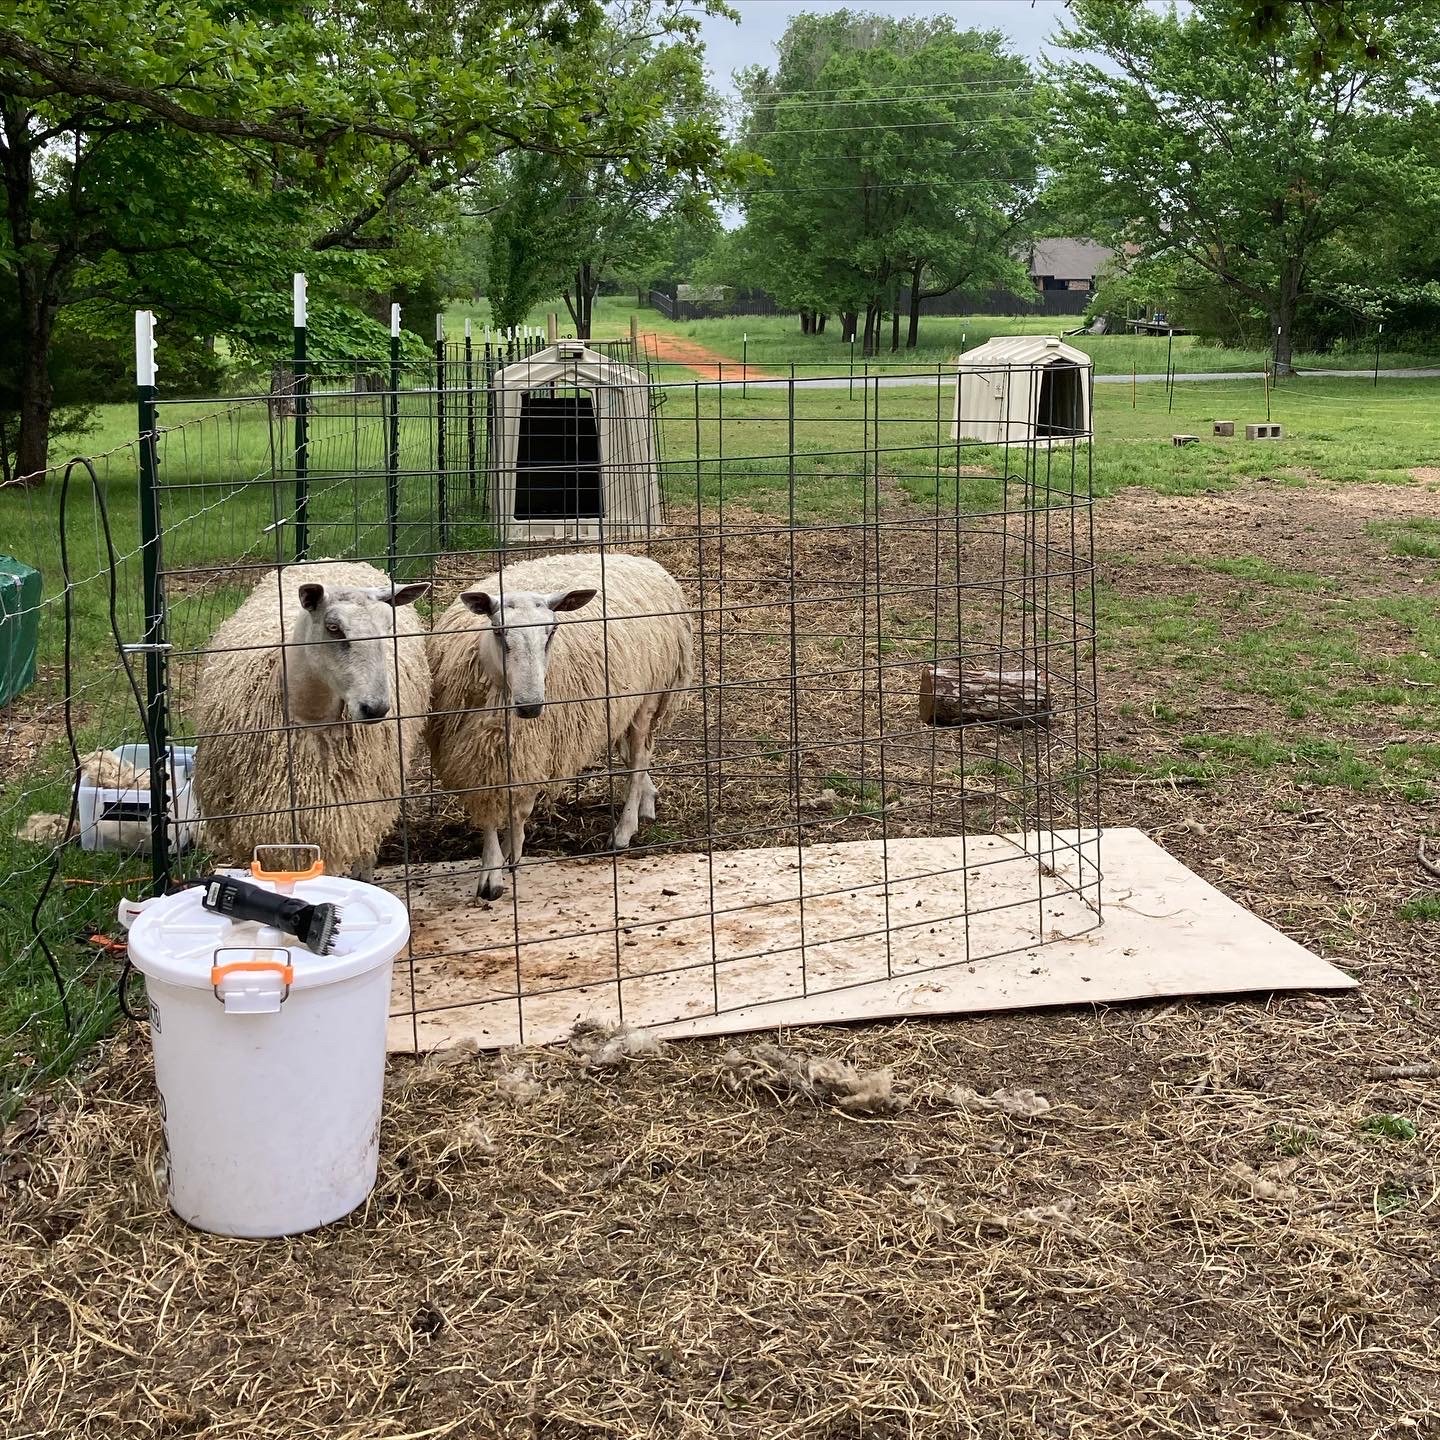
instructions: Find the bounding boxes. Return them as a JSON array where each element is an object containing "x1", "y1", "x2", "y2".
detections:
[
  {"x1": 460, "y1": 586, "x2": 597, "y2": 720},
  {"x1": 291, "y1": 580, "x2": 430, "y2": 724}
]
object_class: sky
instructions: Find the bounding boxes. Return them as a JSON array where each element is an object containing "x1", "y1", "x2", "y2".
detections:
[{"x1": 696, "y1": 0, "x2": 1073, "y2": 100}]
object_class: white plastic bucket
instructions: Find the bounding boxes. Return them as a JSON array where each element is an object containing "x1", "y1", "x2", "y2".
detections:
[{"x1": 123, "y1": 866, "x2": 409, "y2": 1238}]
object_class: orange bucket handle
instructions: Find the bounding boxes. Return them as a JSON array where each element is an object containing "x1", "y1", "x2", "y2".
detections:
[
  {"x1": 210, "y1": 947, "x2": 295, "y2": 1007},
  {"x1": 250, "y1": 843, "x2": 325, "y2": 886},
  {"x1": 211, "y1": 958, "x2": 296, "y2": 987}
]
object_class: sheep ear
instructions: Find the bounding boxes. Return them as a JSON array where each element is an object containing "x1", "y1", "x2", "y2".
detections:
[
  {"x1": 460, "y1": 590, "x2": 496, "y2": 617},
  {"x1": 374, "y1": 582, "x2": 430, "y2": 608},
  {"x1": 298, "y1": 583, "x2": 325, "y2": 612},
  {"x1": 547, "y1": 588, "x2": 597, "y2": 614}
]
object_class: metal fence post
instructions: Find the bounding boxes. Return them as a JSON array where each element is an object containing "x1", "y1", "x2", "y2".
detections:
[
  {"x1": 465, "y1": 318, "x2": 477, "y2": 502},
  {"x1": 135, "y1": 311, "x2": 173, "y2": 893},
  {"x1": 387, "y1": 302, "x2": 401, "y2": 574},
  {"x1": 292, "y1": 273, "x2": 310, "y2": 560},
  {"x1": 435, "y1": 314, "x2": 448, "y2": 549}
]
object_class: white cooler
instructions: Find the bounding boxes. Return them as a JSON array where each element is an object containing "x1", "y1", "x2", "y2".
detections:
[{"x1": 122, "y1": 862, "x2": 409, "y2": 1238}]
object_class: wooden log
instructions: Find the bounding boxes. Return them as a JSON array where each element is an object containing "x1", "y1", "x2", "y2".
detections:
[{"x1": 919, "y1": 665, "x2": 1052, "y2": 727}]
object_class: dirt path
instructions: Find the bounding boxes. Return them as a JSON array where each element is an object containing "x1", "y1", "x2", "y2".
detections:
[{"x1": 642, "y1": 329, "x2": 778, "y2": 381}]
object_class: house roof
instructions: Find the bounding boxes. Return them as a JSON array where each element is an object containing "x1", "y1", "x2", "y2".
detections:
[{"x1": 1029, "y1": 238, "x2": 1113, "y2": 281}]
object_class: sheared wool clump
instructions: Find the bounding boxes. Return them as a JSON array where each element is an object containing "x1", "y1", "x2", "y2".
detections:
[
  {"x1": 18, "y1": 812, "x2": 69, "y2": 845},
  {"x1": 79, "y1": 750, "x2": 148, "y2": 789},
  {"x1": 722, "y1": 1041, "x2": 907, "y2": 1115},
  {"x1": 569, "y1": 1020, "x2": 667, "y2": 1069},
  {"x1": 945, "y1": 1085, "x2": 1052, "y2": 1118}
]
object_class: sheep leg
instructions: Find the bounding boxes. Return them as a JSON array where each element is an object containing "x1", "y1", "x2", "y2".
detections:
[
  {"x1": 612, "y1": 704, "x2": 658, "y2": 851},
  {"x1": 476, "y1": 828, "x2": 508, "y2": 902},
  {"x1": 619, "y1": 733, "x2": 658, "y2": 822},
  {"x1": 503, "y1": 795, "x2": 534, "y2": 872}
]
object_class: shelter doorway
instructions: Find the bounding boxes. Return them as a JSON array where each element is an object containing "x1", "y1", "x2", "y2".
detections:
[
  {"x1": 514, "y1": 390, "x2": 603, "y2": 521},
  {"x1": 1036, "y1": 362, "x2": 1084, "y2": 439}
]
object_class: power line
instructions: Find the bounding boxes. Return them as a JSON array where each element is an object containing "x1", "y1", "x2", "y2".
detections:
[{"x1": 738, "y1": 83, "x2": 1038, "y2": 111}]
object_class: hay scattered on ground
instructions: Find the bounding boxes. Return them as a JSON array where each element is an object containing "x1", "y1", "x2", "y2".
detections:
[{"x1": 6, "y1": 477, "x2": 1440, "y2": 1438}]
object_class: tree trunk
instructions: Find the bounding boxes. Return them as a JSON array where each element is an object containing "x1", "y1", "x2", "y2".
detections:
[
  {"x1": 907, "y1": 262, "x2": 923, "y2": 349},
  {"x1": 816, "y1": 313, "x2": 827, "y2": 334},
  {"x1": 1271, "y1": 301, "x2": 1297, "y2": 374},
  {"x1": 2, "y1": 108, "x2": 55, "y2": 487},
  {"x1": 12, "y1": 277, "x2": 55, "y2": 486},
  {"x1": 889, "y1": 307, "x2": 901, "y2": 353},
  {"x1": 799, "y1": 309, "x2": 813, "y2": 335},
  {"x1": 919, "y1": 665, "x2": 1051, "y2": 727},
  {"x1": 1270, "y1": 263, "x2": 1301, "y2": 376},
  {"x1": 573, "y1": 263, "x2": 596, "y2": 339},
  {"x1": 841, "y1": 312, "x2": 858, "y2": 343},
  {"x1": 862, "y1": 302, "x2": 881, "y2": 357}
]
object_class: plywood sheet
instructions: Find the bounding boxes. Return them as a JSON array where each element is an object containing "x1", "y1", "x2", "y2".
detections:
[{"x1": 379, "y1": 828, "x2": 1354, "y2": 1052}]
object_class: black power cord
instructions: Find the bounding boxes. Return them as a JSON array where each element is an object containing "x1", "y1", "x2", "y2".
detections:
[{"x1": 29, "y1": 457, "x2": 156, "y2": 1031}]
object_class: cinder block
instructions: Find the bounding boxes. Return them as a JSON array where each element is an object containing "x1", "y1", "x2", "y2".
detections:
[
  {"x1": 1171, "y1": 433, "x2": 1199, "y2": 447},
  {"x1": 1213, "y1": 421, "x2": 1235, "y2": 437},
  {"x1": 1246, "y1": 423, "x2": 1283, "y2": 440}
]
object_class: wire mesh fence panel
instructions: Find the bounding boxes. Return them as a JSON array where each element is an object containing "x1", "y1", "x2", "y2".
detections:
[
  {"x1": 2, "y1": 333, "x2": 1101, "y2": 1100},
  {"x1": 143, "y1": 349, "x2": 1101, "y2": 1051}
]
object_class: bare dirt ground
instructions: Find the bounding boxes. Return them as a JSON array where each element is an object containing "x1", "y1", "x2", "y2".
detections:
[
  {"x1": 643, "y1": 330, "x2": 779, "y2": 382},
  {"x1": 3, "y1": 477, "x2": 1440, "y2": 1439}
]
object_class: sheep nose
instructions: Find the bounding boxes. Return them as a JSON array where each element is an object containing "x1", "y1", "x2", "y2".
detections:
[
  {"x1": 358, "y1": 700, "x2": 390, "y2": 721},
  {"x1": 515, "y1": 702, "x2": 543, "y2": 720}
]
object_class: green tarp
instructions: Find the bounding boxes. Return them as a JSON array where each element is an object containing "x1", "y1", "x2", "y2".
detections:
[{"x1": 0, "y1": 555, "x2": 41, "y2": 706}]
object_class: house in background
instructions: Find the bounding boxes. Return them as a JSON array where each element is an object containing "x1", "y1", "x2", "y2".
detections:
[{"x1": 1028, "y1": 238, "x2": 1114, "y2": 293}]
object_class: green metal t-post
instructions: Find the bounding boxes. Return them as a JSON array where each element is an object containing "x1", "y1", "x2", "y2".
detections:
[
  {"x1": 135, "y1": 310, "x2": 172, "y2": 892},
  {"x1": 293, "y1": 273, "x2": 310, "y2": 560},
  {"x1": 435, "y1": 314, "x2": 448, "y2": 550},
  {"x1": 465, "y1": 318, "x2": 477, "y2": 502},
  {"x1": 387, "y1": 302, "x2": 401, "y2": 574}
]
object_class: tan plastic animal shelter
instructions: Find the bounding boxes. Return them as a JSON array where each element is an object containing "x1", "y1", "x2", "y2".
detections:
[
  {"x1": 486, "y1": 341, "x2": 662, "y2": 542},
  {"x1": 952, "y1": 335, "x2": 1093, "y2": 448}
]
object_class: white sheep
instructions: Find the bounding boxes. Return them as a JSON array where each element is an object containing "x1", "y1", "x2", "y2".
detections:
[
  {"x1": 192, "y1": 559, "x2": 430, "y2": 880},
  {"x1": 426, "y1": 552, "x2": 692, "y2": 900}
]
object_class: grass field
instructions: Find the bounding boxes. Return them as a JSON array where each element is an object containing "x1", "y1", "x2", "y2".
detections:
[
  {"x1": 448, "y1": 294, "x2": 1440, "y2": 377},
  {"x1": 5, "y1": 327, "x2": 1440, "y2": 1433}
]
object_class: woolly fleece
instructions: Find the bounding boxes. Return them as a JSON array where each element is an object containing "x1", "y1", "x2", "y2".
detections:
[
  {"x1": 192, "y1": 560, "x2": 430, "y2": 874},
  {"x1": 426, "y1": 552, "x2": 691, "y2": 835}
]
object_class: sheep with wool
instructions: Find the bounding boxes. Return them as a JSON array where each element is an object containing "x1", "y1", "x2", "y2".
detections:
[
  {"x1": 193, "y1": 560, "x2": 430, "y2": 879},
  {"x1": 426, "y1": 552, "x2": 692, "y2": 900}
]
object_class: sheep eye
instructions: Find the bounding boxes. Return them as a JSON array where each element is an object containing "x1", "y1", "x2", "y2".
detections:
[{"x1": 325, "y1": 620, "x2": 344, "y2": 638}]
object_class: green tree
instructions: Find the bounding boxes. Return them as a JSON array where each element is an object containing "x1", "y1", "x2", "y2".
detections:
[
  {"x1": 484, "y1": 33, "x2": 738, "y2": 339},
  {"x1": 736, "y1": 13, "x2": 1039, "y2": 354},
  {"x1": 1047, "y1": 0, "x2": 1440, "y2": 372},
  {"x1": 0, "y1": 0, "x2": 736, "y2": 482}
]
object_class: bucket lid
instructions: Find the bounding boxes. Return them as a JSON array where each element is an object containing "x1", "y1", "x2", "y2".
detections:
[{"x1": 125, "y1": 871, "x2": 410, "y2": 993}]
